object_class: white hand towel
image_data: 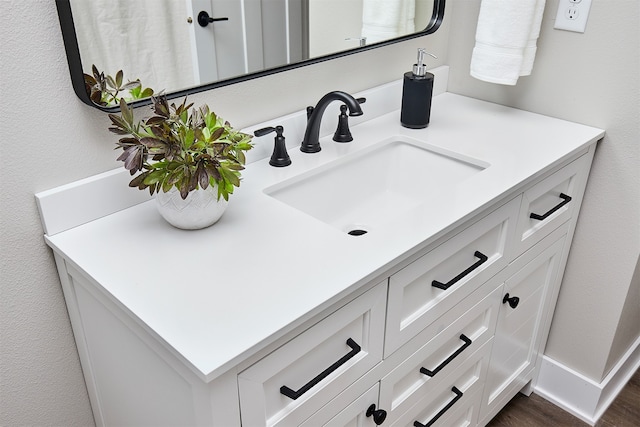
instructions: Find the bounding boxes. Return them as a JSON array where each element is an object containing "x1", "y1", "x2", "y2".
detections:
[
  {"x1": 521, "y1": 0, "x2": 546, "y2": 75},
  {"x1": 470, "y1": 0, "x2": 546, "y2": 85},
  {"x1": 362, "y1": 0, "x2": 416, "y2": 44}
]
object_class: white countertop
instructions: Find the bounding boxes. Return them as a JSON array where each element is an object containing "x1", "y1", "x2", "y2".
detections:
[{"x1": 43, "y1": 92, "x2": 604, "y2": 382}]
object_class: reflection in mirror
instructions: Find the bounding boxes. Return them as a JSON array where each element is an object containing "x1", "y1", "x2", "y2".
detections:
[{"x1": 56, "y1": 0, "x2": 444, "y2": 111}]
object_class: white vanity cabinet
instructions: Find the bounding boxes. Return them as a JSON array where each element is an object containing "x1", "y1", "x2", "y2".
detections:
[
  {"x1": 37, "y1": 92, "x2": 603, "y2": 427},
  {"x1": 288, "y1": 153, "x2": 592, "y2": 427},
  {"x1": 235, "y1": 147, "x2": 591, "y2": 427}
]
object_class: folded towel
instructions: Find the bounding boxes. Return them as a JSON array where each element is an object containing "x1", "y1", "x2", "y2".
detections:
[
  {"x1": 470, "y1": 0, "x2": 546, "y2": 85},
  {"x1": 362, "y1": 0, "x2": 415, "y2": 44},
  {"x1": 521, "y1": 0, "x2": 546, "y2": 75}
]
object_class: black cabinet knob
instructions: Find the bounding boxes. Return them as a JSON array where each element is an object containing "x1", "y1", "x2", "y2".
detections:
[
  {"x1": 503, "y1": 293, "x2": 520, "y2": 309},
  {"x1": 366, "y1": 404, "x2": 387, "y2": 425}
]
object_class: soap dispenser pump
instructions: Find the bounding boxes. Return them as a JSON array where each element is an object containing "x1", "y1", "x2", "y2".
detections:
[{"x1": 401, "y1": 49, "x2": 437, "y2": 129}]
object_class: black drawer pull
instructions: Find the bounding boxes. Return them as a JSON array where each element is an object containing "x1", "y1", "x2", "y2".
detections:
[
  {"x1": 432, "y1": 251, "x2": 488, "y2": 290},
  {"x1": 413, "y1": 386, "x2": 463, "y2": 427},
  {"x1": 529, "y1": 193, "x2": 572, "y2": 221},
  {"x1": 420, "y1": 334, "x2": 472, "y2": 377},
  {"x1": 280, "y1": 338, "x2": 361, "y2": 400}
]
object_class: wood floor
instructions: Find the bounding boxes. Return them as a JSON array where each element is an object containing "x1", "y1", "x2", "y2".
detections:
[{"x1": 487, "y1": 369, "x2": 640, "y2": 427}]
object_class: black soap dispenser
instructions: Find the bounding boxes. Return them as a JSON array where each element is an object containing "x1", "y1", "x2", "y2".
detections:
[{"x1": 401, "y1": 49, "x2": 437, "y2": 129}]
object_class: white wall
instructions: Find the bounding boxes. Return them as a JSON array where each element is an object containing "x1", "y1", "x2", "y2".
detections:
[
  {"x1": 606, "y1": 256, "x2": 640, "y2": 372},
  {"x1": 0, "y1": 1, "x2": 451, "y2": 425},
  {"x1": 446, "y1": 0, "x2": 640, "y2": 382}
]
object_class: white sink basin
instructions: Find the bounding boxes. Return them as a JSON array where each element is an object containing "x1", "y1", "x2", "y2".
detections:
[{"x1": 264, "y1": 137, "x2": 489, "y2": 234}]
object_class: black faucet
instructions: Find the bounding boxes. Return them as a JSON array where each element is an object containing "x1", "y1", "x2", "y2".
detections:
[{"x1": 300, "y1": 91, "x2": 364, "y2": 153}]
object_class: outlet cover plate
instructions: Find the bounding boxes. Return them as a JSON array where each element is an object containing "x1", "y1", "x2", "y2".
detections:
[{"x1": 554, "y1": 0, "x2": 592, "y2": 33}]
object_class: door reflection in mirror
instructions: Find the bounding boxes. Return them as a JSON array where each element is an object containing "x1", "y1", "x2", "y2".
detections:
[{"x1": 58, "y1": 0, "x2": 443, "y2": 110}]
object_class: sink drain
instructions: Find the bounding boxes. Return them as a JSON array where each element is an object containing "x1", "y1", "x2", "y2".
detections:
[{"x1": 347, "y1": 229, "x2": 368, "y2": 236}]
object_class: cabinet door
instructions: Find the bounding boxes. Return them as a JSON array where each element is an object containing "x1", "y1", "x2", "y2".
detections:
[{"x1": 480, "y1": 234, "x2": 566, "y2": 423}]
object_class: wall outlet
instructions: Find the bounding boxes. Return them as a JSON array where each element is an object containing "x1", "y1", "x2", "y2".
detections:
[{"x1": 554, "y1": 0, "x2": 592, "y2": 33}]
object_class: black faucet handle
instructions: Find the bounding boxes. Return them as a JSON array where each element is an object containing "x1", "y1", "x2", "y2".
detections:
[
  {"x1": 254, "y1": 125, "x2": 281, "y2": 137},
  {"x1": 334, "y1": 105, "x2": 353, "y2": 143},
  {"x1": 333, "y1": 98, "x2": 365, "y2": 143},
  {"x1": 254, "y1": 125, "x2": 291, "y2": 167}
]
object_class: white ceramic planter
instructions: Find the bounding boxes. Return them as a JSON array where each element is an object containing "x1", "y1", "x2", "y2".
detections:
[{"x1": 155, "y1": 186, "x2": 228, "y2": 230}]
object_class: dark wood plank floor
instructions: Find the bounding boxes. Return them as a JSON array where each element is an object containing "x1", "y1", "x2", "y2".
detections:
[{"x1": 487, "y1": 369, "x2": 640, "y2": 427}]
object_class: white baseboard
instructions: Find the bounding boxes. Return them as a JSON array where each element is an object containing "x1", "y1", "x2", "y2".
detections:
[{"x1": 534, "y1": 335, "x2": 640, "y2": 425}]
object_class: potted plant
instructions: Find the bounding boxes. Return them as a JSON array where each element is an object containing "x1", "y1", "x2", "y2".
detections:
[{"x1": 93, "y1": 68, "x2": 253, "y2": 229}]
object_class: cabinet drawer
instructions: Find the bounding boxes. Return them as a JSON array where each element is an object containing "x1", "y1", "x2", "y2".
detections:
[
  {"x1": 300, "y1": 383, "x2": 380, "y2": 427},
  {"x1": 515, "y1": 153, "x2": 590, "y2": 254},
  {"x1": 390, "y1": 339, "x2": 493, "y2": 427},
  {"x1": 385, "y1": 197, "x2": 519, "y2": 356},
  {"x1": 238, "y1": 282, "x2": 386, "y2": 427},
  {"x1": 431, "y1": 388, "x2": 482, "y2": 427},
  {"x1": 380, "y1": 280, "x2": 501, "y2": 425}
]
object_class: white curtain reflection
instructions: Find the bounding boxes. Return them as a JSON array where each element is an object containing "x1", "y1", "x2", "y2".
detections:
[
  {"x1": 70, "y1": 0, "x2": 195, "y2": 93},
  {"x1": 308, "y1": 0, "x2": 423, "y2": 57},
  {"x1": 361, "y1": 0, "x2": 416, "y2": 44}
]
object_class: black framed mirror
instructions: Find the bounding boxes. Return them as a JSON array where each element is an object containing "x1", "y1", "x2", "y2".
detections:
[{"x1": 56, "y1": 0, "x2": 445, "y2": 112}]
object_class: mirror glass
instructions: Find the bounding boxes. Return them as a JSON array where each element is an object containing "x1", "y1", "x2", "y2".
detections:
[{"x1": 57, "y1": 0, "x2": 445, "y2": 111}]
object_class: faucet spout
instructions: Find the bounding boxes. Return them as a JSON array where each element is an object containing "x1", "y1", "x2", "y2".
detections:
[{"x1": 301, "y1": 91, "x2": 364, "y2": 153}]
